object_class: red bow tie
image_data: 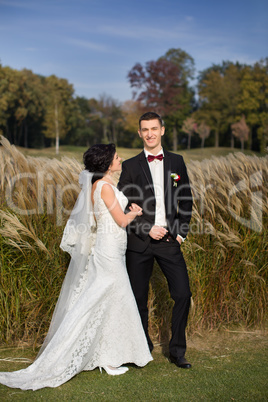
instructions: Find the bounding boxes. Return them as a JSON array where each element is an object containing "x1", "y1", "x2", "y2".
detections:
[{"x1": 147, "y1": 154, "x2": 163, "y2": 162}]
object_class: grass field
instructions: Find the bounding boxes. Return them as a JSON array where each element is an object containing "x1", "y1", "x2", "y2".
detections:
[
  {"x1": 0, "y1": 140, "x2": 267, "y2": 341},
  {"x1": 0, "y1": 330, "x2": 267, "y2": 401},
  {"x1": 16, "y1": 145, "x2": 262, "y2": 164},
  {"x1": 0, "y1": 141, "x2": 267, "y2": 400}
]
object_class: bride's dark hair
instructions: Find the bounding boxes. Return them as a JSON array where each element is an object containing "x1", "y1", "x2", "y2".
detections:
[{"x1": 83, "y1": 143, "x2": 116, "y2": 184}]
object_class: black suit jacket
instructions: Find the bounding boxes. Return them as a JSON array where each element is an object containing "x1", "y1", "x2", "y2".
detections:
[{"x1": 118, "y1": 150, "x2": 193, "y2": 253}]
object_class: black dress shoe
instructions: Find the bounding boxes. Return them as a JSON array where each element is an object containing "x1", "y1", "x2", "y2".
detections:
[{"x1": 169, "y1": 355, "x2": 192, "y2": 369}]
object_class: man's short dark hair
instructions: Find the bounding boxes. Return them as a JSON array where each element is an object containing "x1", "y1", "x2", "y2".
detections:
[{"x1": 139, "y1": 112, "x2": 164, "y2": 129}]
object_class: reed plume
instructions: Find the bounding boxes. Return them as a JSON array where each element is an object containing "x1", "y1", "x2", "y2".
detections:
[{"x1": 0, "y1": 136, "x2": 267, "y2": 346}]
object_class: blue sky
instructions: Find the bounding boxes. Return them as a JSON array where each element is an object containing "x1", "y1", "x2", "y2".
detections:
[{"x1": 0, "y1": 0, "x2": 267, "y2": 102}]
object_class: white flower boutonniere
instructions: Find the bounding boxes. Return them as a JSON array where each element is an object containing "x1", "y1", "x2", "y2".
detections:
[{"x1": 171, "y1": 173, "x2": 181, "y2": 187}]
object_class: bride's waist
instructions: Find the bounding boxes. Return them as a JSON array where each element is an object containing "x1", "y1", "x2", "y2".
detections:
[
  {"x1": 95, "y1": 230, "x2": 127, "y2": 253},
  {"x1": 96, "y1": 222, "x2": 126, "y2": 234}
]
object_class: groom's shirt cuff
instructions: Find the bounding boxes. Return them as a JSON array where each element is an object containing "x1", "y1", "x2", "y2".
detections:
[{"x1": 177, "y1": 234, "x2": 186, "y2": 242}]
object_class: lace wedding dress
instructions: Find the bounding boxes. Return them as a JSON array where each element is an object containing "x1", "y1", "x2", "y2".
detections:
[{"x1": 0, "y1": 180, "x2": 152, "y2": 391}]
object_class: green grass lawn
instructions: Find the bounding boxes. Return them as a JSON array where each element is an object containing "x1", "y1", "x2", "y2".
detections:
[
  {"x1": 0, "y1": 330, "x2": 267, "y2": 401},
  {"x1": 17, "y1": 145, "x2": 262, "y2": 164}
]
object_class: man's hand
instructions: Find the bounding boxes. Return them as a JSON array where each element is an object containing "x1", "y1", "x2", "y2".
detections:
[{"x1": 149, "y1": 226, "x2": 168, "y2": 240}]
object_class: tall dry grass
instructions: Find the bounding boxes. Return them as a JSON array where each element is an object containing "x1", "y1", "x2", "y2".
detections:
[
  {"x1": 0, "y1": 136, "x2": 267, "y2": 347},
  {"x1": 149, "y1": 153, "x2": 267, "y2": 345}
]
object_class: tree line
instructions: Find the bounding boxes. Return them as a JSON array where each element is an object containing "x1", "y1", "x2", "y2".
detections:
[{"x1": 0, "y1": 48, "x2": 267, "y2": 153}]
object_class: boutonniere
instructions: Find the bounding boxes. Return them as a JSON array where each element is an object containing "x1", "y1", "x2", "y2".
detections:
[{"x1": 170, "y1": 173, "x2": 181, "y2": 187}]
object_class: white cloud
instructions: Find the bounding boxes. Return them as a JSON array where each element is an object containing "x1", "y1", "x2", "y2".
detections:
[
  {"x1": 67, "y1": 38, "x2": 110, "y2": 53},
  {"x1": 98, "y1": 24, "x2": 170, "y2": 39},
  {"x1": 97, "y1": 23, "x2": 189, "y2": 41}
]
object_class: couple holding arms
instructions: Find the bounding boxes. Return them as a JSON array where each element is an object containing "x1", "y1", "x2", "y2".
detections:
[{"x1": 0, "y1": 112, "x2": 193, "y2": 390}]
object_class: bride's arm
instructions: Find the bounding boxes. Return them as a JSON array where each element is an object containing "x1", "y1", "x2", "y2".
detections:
[{"x1": 101, "y1": 184, "x2": 142, "y2": 228}]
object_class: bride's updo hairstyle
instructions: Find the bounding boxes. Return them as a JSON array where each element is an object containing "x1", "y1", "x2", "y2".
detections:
[{"x1": 83, "y1": 143, "x2": 116, "y2": 184}]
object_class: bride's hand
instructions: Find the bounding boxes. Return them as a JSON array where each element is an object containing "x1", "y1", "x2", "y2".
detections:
[{"x1": 129, "y1": 203, "x2": 143, "y2": 216}]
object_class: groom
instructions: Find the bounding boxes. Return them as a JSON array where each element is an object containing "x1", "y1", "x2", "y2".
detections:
[{"x1": 118, "y1": 112, "x2": 193, "y2": 369}]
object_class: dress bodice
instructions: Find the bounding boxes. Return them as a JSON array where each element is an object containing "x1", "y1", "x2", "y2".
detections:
[
  {"x1": 93, "y1": 180, "x2": 128, "y2": 256},
  {"x1": 93, "y1": 180, "x2": 128, "y2": 222}
]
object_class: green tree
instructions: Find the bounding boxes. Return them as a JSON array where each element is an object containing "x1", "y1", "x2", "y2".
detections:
[
  {"x1": 43, "y1": 75, "x2": 74, "y2": 154},
  {"x1": 0, "y1": 66, "x2": 45, "y2": 147},
  {"x1": 88, "y1": 94, "x2": 123, "y2": 145},
  {"x1": 0, "y1": 65, "x2": 17, "y2": 142},
  {"x1": 15, "y1": 69, "x2": 45, "y2": 148},
  {"x1": 66, "y1": 96, "x2": 96, "y2": 147},
  {"x1": 109, "y1": 98, "x2": 123, "y2": 145},
  {"x1": 196, "y1": 59, "x2": 268, "y2": 151},
  {"x1": 255, "y1": 59, "x2": 268, "y2": 153},
  {"x1": 257, "y1": 114, "x2": 268, "y2": 153},
  {"x1": 238, "y1": 59, "x2": 268, "y2": 151},
  {"x1": 196, "y1": 68, "x2": 223, "y2": 147},
  {"x1": 196, "y1": 62, "x2": 242, "y2": 148},
  {"x1": 237, "y1": 66, "x2": 261, "y2": 150}
]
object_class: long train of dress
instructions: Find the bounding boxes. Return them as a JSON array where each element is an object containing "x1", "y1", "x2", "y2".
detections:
[{"x1": 0, "y1": 181, "x2": 152, "y2": 390}]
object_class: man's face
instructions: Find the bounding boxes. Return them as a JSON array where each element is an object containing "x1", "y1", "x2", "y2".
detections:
[{"x1": 138, "y1": 119, "x2": 165, "y2": 153}]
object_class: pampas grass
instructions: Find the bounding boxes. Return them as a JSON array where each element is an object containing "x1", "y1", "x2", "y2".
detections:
[{"x1": 0, "y1": 136, "x2": 267, "y2": 347}]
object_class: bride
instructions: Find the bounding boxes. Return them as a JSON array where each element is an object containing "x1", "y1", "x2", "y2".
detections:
[{"x1": 0, "y1": 143, "x2": 153, "y2": 391}]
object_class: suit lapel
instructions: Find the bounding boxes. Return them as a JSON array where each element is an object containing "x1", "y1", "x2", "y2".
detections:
[
  {"x1": 164, "y1": 150, "x2": 172, "y2": 198},
  {"x1": 139, "y1": 150, "x2": 172, "y2": 197},
  {"x1": 139, "y1": 151, "x2": 155, "y2": 195}
]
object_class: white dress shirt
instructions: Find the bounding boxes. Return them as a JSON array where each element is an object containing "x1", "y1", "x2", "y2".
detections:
[
  {"x1": 145, "y1": 148, "x2": 185, "y2": 242},
  {"x1": 145, "y1": 148, "x2": 167, "y2": 227}
]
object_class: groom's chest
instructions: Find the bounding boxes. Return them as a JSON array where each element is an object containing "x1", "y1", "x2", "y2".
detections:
[{"x1": 134, "y1": 160, "x2": 176, "y2": 203}]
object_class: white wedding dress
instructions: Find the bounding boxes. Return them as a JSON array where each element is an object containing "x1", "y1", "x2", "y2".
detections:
[{"x1": 0, "y1": 180, "x2": 152, "y2": 391}]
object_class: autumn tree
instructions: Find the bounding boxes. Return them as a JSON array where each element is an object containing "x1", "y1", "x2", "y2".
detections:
[
  {"x1": 128, "y1": 58, "x2": 182, "y2": 150},
  {"x1": 231, "y1": 116, "x2": 249, "y2": 150},
  {"x1": 160, "y1": 49, "x2": 196, "y2": 150},
  {"x1": 128, "y1": 48, "x2": 195, "y2": 151},
  {"x1": 121, "y1": 100, "x2": 143, "y2": 147},
  {"x1": 181, "y1": 117, "x2": 197, "y2": 149},
  {"x1": 128, "y1": 59, "x2": 181, "y2": 114},
  {"x1": 196, "y1": 122, "x2": 210, "y2": 148}
]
